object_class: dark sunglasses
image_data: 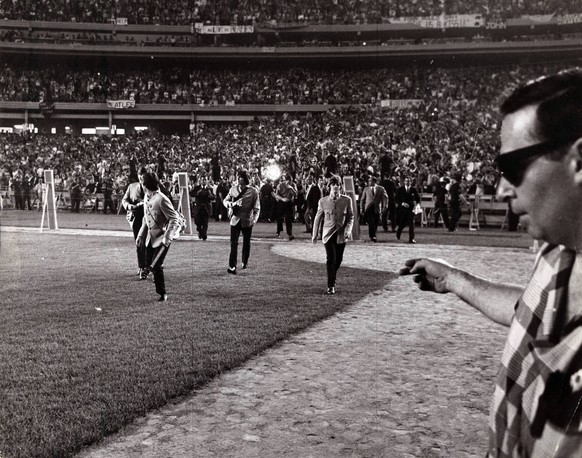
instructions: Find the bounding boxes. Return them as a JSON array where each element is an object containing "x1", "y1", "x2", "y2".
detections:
[{"x1": 495, "y1": 137, "x2": 575, "y2": 186}]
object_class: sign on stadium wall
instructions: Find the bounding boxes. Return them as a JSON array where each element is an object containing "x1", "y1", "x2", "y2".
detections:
[
  {"x1": 193, "y1": 24, "x2": 254, "y2": 34},
  {"x1": 391, "y1": 14, "x2": 484, "y2": 28},
  {"x1": 380, "y1": 99, "x2": 422, "y2": 108},
  {"x1": 558, "y1": 14, "x2": 582, "y2": 24},
  {"x1": 106, "y1": 100, "x2": 136, "y2": 109}
]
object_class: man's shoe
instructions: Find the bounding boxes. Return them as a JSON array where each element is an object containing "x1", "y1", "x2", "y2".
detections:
[
  {"x1": 288, "y1": 235, "x2": 295, "y2": 241},
  {"x1": 227, "y1": 267, "x2": 237, "y2": 275},
  {"x1": 409, "y1": 239, "x2": 417, "y2": 244},
  {"x1": 396, "y1": 232, "x2": 401, "y2": 240},
  {"x1": 275, "y1": 232, "x2": 280, "y2": 238},
  {"x1": 242, "y1": 263, "x2": 248, "y2": 270},
  {"x1": 326, "y1": 287, "x2": 336, "y2": 295},
  {"x1": 371, "y1": 237, "x2": 377, "y2": 243},
  {"x1": 158, "y1": 294, "x2": 168, "y2": 302},
  {"x1": 139, "y1": 268, "x2": 149, "y2": 280}
]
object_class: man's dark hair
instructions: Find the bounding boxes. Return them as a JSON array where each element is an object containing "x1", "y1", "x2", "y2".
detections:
[
  {"x1": 238, "y1": 170, "x2": 250, "y2": 186},
  {"x1": 142, "y1": 172, "x2": 160, "y2": 191},
  {"x1": 329, "y1": 176, "x2": 341, "y2": 186},
  {"x1": 138, "y1": 167, "x2": 147, "y2": 175},
  {"x1": 500, "y1": 68, "x2": 582, "y2": 144}
]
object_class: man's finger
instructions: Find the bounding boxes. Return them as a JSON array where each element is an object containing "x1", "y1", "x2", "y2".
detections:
[{"x1": 399, "y1": 258, "x2": 421, "y2": 275}]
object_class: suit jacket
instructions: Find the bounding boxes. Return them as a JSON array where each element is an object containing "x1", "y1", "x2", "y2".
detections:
[
  {"x1": 224, "y1": 184, "x2": 260, "y2": 228},
  {"x1": 138, "y1": 190, "x2": 182, "y2": 248},
  {"x1": 395, "y1": 186, "x2": 420, "y2": 212},
  {"x1": 312, "y1": 194, "x2": 354, "y2": 244},
  {"x1": 305, "y1": 184, "x2": 322, "y2": 210},
  {"x1": 360, "y1": 185, "x2": 388, "y2": 214}
]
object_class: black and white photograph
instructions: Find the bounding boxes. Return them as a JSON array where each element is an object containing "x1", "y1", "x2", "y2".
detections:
[{"x1": 1, "y1": 2, "x2": 582, "y2": 457}]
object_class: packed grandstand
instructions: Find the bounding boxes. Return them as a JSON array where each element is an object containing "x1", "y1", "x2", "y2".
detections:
[{"x1": 1, "y1": 1, "x2": 581, "y2": 216}]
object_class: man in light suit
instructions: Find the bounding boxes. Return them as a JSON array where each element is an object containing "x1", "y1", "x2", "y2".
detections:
[
  {"x1": 360, "y1": 175, "x2": 388, "y2": 242},
  {"x1": 223, "y1": 170, "x2": 261, "y2": 274},
  {"x1": 137, "y1": 172, "x2": 183, "y2": 302},
  {"x1": 395, "y1": 176, "x2": 421, "y2": 244},
  {"x1": 312, "y1": 175, "x2": 354, "y2": 295}
]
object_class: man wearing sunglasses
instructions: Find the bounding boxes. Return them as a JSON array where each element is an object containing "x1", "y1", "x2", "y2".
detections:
[{"x1": 400, "y1": 68, "x2": 582, "y2": 457}]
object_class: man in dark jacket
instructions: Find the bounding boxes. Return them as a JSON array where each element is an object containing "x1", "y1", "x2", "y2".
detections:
[
  {"x1": 304, "y1": 174, "x2": 322, "y2": 233},
  {"x1": 395, "y1": 177, "x2": 420, "y2": 243},
  {"x1": 191, "y1": 176, "x2": 215, "y2": 240}
]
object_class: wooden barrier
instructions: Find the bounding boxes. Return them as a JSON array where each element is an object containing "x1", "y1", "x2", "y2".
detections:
[
  {"x1": 419, "y1": 193, "x2": 510, "y2": 230},
  {"x1": 467, "y1": 194, "x2": 509, "y2": 230}
]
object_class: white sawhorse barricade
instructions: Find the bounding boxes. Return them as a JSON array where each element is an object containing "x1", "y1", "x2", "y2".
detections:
[
  {"x1": 176, "y1": 172, "x2": 193, "y2": 236},
  {"x1": 40, "y1": 170, "x2": 59, "y2": 231}
]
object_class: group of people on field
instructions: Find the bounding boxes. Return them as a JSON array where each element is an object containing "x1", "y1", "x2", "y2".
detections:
[{"x1": 124, "y1": 68, "x2": 582, "y2": 457}]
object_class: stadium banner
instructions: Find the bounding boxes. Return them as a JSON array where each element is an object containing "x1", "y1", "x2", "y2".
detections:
[
  {"x1": 558, "y1": 14, "x2": 582, "y2": 24},
  {"x1": 507, "y1": 14, "x2": 558, "y2": 26},
  {"x1": 390, "y1": 14, "x2": 484, "y2": 28},
  {"x1": 485, "y1": 20, "x2": 507, "y2": 29},
  {"x1": 380, "y1": 99, "x2": 422, "y2": 109},
  {"x1": 106, "y1": 100, "x2": 136, "y2": 109},
  {"x1": 193, "y1": 24, "x2": 254, "y2": 34}
]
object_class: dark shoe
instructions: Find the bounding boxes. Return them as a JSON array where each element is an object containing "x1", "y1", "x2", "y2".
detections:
[
  {"x1": 227, "y1": 267, "x2": 237, "y2": 275},
  {"x1": 242, "y1": 263, "x2": 247, "y2": 270},
  {"x1": 275, "y1": 233, "x2": 280, "y2": 238},
  {"x1": 396, "y1": 232, "x2": 401, "y2": 240},
  {"x1": 288, "y1": 235, "x2": 295, "y2": 241},
  {"x1": 158, "y1": 294, "x2": 168, "y2": 302},
  {"x1": 371, "y1": 237, "x2": 377, "y2": 243},
  {"x1": 139, "y1": 268, "x2": 149, "y2": 280},
  {"x1": 409, "y1": 239, "x2": 417, "y2": 244},
  {"x1": 326, "y1": 287, "x2": 336, "y2": 295}
]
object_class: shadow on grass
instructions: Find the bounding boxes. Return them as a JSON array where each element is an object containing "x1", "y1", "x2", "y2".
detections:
[{"x1": 0, "y1": 232, "x2": 391, "y2": 457}]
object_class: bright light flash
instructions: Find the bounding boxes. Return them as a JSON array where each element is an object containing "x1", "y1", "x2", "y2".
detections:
[{"x1": 264, "y1": 163, "x2": 282, "y2": 181}]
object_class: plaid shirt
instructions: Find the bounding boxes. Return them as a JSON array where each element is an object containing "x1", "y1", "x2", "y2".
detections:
[{"x1": 488, "y1": 243, "x2": 582, "y2": 457}]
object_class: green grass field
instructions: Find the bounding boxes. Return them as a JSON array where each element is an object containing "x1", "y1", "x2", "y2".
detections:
[{"x1": 0, "y1": 214, "x2": 393, "y2": 457}]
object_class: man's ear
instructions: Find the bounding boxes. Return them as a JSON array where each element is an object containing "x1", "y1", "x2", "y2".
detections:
[{"x1": 572, "y1": 138, "x2": 582, "y2": 185}]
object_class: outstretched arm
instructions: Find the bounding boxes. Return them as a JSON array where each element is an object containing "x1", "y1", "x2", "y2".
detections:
[{"x1": 399, "y1": 258, "x2": 523, "y2": 327}]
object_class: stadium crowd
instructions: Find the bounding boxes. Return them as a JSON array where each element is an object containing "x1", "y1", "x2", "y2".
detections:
[
  {"x1": 1, "y1": 100, "x2": 499, "y2": 217},
  {"x1": 3, "y1": 60, "x2": 577, "y2": 223},
  {"x1": 0, "y1": 0, "x2": 580, "y2": 26},
  {"x1": 0, "y1": 62, "x2": 569, "y2": 105}
]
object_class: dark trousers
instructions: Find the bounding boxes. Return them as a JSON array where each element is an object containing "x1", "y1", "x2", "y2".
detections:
[
  {"x1": 276, "y1": 200, "x2": 294, "y2": 236},
  {"x1": 364, "y1": 207, "x2": 379, "y2": 239},
  {"x1": 397, "y1": 209, "x2": 415, "y2": 242},
  {"x1": 23, "y1": 193, "x2": 32, "y2": 210},
  {"x1": 146, "y1": 242, "x2": 169, "y2": 296},
  {"x1": 195, "y1": 208, "x2": 209, "y2": 240},
  {"x1": 449, "y1": 204, "x2": 462, "y2": 231},
  {"x1": 132, "y1": 211, "x2": 146, "y2": 269},
  {"x1": 434, "y1": 205, "x2": 450, "y2": 228},
  {"x1": 324, "y1": 232, "x2": 346, "y2": 288},
  {"x1": 229, "y1": 221, "x2": 253, "y2": 268},
  {"x1": 70, "y1": 196, "x2": 81, "y2": 213},
  {"x1": 103, "y1": 194, "x2": 116, "y2": 214},
  {"x1": 14, "y1": 191, "x2": 23, "y2": 210},
  {"x1": 305, "y1": 207, "x2": 316, "y2": 233}
]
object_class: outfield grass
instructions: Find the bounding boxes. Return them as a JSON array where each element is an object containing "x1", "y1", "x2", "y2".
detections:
[{"x1": 0, "y1": 230, "x2": 389, "y2": 457}]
